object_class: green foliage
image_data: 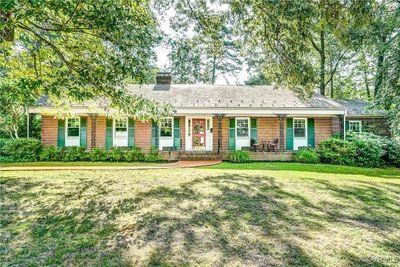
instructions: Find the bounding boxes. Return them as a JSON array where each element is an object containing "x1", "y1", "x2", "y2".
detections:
[
  {"x1": 62, "y1": 147, "x2": 86, "y2": 162},
  {"x1": 348, "y1": 133, "x2": 384, "y2": 167},
  {"x1": 108, "y1": 147, "x2": 125, "y2": 162},
  {"x1": 294, "y1": 149, "x2": 320, "y2": 164},
  {"x1": 89, "y1": 147, "x2": 108, "y2": 162},
  {"x1": 0, "y1": 138, "x2": 9, "y2": 156},
  {"x1": 125, "y1": 146, "x2": 145, "y2": 162},
  {"x1": 0, "y1": 0, "x2": 171, "y2": 121},
  {"x1": 144, "y1": 147, "x2": 163, "y2": 162},
  {"x1": 39, "y1": 145, "x2": 62, "y2": 161},
  {"x1": 229, "y1": 150, "x2": 251, "y2": 163},
  {"x1": 3, "y1": 138, "x2": 42, "y2": 161},
  {"x1": 318, "y1": 138, "x2": 356, "y2": 166},
  {"x1": 383, "y1": 139, "x2": 400, "y2": 167}
]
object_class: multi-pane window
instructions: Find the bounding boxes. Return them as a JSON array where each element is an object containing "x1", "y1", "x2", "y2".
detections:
[
  {"x1": 349, "y1": 121, "x2": 361, "y2": 133},
  {"x1": 114, "y1": 119, "x2": 127, "y2": 137},
  {"x1": 236, "y1": 118, "x2": 249, "y2": 137},
  {"x1": 294, "y1": 119, "x2": 306, "y2": 137},
  {"x1": 160, "y1": 118, "x2": 172, "y2": 137},
  {"x1": 67, "y1": 118, "x2": 80, "y2": 137},
  {"x1": 188, "y1": 119, "x2": 191, "y2": 137}
]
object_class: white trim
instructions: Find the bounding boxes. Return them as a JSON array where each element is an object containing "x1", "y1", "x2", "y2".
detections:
[
  {"x1": 113, "y1": 118, "x2": 129, "y2": 147},
  {"x1": 348, "y1": 120, "x2": 362, "y2": 133},
  {"x1": 29, "y1": 106, "x2": 346, "y2": 116},
  {"x1": 159, "y1": 117, "x2": 174, "y2": 150},
  {"x1": 293, "y1": 118, "x2": 308, "y2": 150},
  {"x1": 185, "y1": 116, "x2": 213, "y2": 151},
  {"x1": 65, "y1": 117, "x2": 80, "y2": 147},
  {"x1": 235, "y1": 117, "x2": 251, "y2": 150}
]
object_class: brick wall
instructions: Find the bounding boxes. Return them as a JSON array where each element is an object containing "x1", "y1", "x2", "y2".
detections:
[
  {"x1": 135, "y1": 120, "x2": 152, "y2": 151},
  {"x1": 41, "y1": 116, "x2": 58, "y2": 147},
  {"x1": 86, "y1": 116, "x2": 106, "y2": 149},
  {"x1": 257, "y1": 117, "x2": 285, "y2": 148},
  {"x1": 212, "y1": 116, "x2": 230, "y2": 151},
  {"x1": 315, "y1": 117, "x2": 333, "y2": 147},
  {"x1": 179, "y1": 117, "x2": 185, "y2": 149}
]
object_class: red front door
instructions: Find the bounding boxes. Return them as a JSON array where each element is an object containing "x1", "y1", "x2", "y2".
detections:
[{"x1": 192, "y1": 119, "x2": 206, "y2": 149}]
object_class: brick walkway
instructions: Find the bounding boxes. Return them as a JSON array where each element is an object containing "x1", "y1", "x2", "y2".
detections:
[{"x1": 0, "y1": 160, "x2": 221, "y2": 171}]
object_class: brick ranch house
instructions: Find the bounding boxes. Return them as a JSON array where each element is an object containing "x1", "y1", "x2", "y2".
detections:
[{"x1": 29, "y1": 75, "x2": 388, "y2": 161}]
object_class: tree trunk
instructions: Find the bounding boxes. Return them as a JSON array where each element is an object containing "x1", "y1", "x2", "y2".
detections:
[
  {"x1": 319, "y1": 30, "x2": 326, "y2": 96},
  {"x1": 364, "y1": 67, "x2": 370, "y2": 98},
  {"x1": 211, "y1": 55, "x2": 216, "y2": 85},
  {"x1": 374, "y1": 35, "x2": 387, "y2": 98}
]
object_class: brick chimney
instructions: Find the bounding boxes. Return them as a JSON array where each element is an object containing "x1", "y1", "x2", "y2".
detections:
[{"x1": 156, "y1": 72, "x2": 172, "y2": 84}]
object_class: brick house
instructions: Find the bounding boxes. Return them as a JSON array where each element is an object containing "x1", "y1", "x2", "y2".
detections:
[{"x1": 29, "y1": 74, "x2": 388, "y2": 160}]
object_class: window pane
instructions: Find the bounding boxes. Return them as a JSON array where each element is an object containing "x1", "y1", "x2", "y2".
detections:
[
  {"x1": 160, "y1": 119, "x2": 172, "y2": 137},
  {"x1": 68, "y1": 118, "x2": 79, "y2": 128},
  {"x1": 236, "y1": 119, "x2": 249, "y2": 137},
  {"x1": 349, "y1": 121, "x2": 361, "y2": 132},
  {"x1": 68, "y1": 128, "x2": 79, "y2": 137},
  {"x1": 294, "y1": 119, "x2": 306, "y2": 137}
]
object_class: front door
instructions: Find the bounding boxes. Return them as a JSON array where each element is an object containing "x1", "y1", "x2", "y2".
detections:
[{"x1": 192, "y1": 119, "x2": 206, "y2": 150}]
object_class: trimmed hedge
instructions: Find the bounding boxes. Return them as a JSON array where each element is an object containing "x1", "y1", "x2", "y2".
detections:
[
  {"x1": 294, "y1": 148, "x2": 320, "y2": 163},
  {"x1": 3, "y1": 138, "x2": 43, "y2": 162}
]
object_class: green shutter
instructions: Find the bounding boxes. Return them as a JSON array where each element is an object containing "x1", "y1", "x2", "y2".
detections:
[
  {"x1": 151, "y1": 120, "x2": 159, "y2": 148},
  {"x1": 80, "y1": 117, "x2": 87, "y2": 148},
  {"x1": 307, "y1": 118, "x2": 315, "y2": 148},
  {"x1": 250, "y1": 118, "x2": 257, "y2": 144},
  {"x1": 128, "y1": 118, "x2": 135, "y2": 147},
  {"x1": 173, "y1": 118, "x2": 180, "y2": 150},
  {"x1": 286, "y1": 118, "x2": 294, "y2": 150},
  {"x1": 345, "y1": 120, "x2": 349, "y2": 131},
  {"x1": 106, "y1": 118, "x2": 113, "y2": 149},
  {"x1": 228, "y1": 118, "x2": 236, "y2": 150},
  {"x1": 57, "y1": 119, "x2": 65, "y2": 148}
]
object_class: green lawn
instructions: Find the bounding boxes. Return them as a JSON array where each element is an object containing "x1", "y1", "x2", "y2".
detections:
[{"x1": 1, "y1": 163, "x2": 400, "y2": 266}]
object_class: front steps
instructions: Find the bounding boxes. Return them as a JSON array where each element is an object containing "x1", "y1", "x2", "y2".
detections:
[{"x1": 178, "y1": 151, "x2": 222, "y2": 161}]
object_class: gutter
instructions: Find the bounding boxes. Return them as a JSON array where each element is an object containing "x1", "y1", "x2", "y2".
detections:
[{"x1": 344, "y1": 108, "x2": 347, "y2": 140}]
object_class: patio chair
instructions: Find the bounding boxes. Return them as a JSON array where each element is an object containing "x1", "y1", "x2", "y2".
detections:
[{"x1": 269, "y1": 139, "x2": 279, "y2": 152}]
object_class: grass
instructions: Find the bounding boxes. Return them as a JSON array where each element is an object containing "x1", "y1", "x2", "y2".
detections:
[
  {"x1": 1, "y1": 163, "x2": 400, "y2": 266},
  {"x1": 0, "y1": 161, "x2": 161, "y2": 167}
]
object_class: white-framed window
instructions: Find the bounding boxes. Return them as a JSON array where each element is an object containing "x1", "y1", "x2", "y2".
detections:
[
  {"x1": 349, "y1": 120, "x2": 362, "y2": 133},
  {"x1": 236, "y1": 118, "x2": 249, "y2": 137},
  {"x1": 160, "y1": 118, "x2": 173, "y2": 137},
  {"x1": 114, "y1": 118, "x2": 128, "y2": 138},
  {"x1": 67, "y1": 118, "x2": 80, "y2": 137},
  {"x1": 293, "y1": 118, "x2": 306, "y2": 138}
]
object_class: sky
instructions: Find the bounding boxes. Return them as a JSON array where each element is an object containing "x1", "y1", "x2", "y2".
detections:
[{"x1": 154, "y1": 8, "x2": 248, "y2": 85}]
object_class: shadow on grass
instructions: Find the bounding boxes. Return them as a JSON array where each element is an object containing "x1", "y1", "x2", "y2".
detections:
[
  {"x1": 205, "y1": 162, "x2": 400, "y2": 179},
  {"x1": 1, "y1": 172, "x2": 399, "y2": 266}
]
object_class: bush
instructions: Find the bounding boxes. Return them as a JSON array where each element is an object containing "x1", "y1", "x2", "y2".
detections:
[
  {"x1": 294, "y1": 148, "x2": 320, "y2": 163},
  {"x1": 384, "y1": 139, "x2": 400, "y2": 167},
  {"x1": 317, "y1": 138, "x2": 356, "y2": 165},
  {"x1": 0, "y1": 138, "x2": 9, "y2": 156},
  {"x1": 144, "y1": 147, "x2": 163, "y2": 162},
  {"x1": 125, "y1": 146, "x2": 144, "y2": 161},
  {"x1": 3, "y1": 138, "x2": 43, "y2": 161},
  {"x1": 39, "y1": 145, "x2": 62, "y2": 161},
  {"x1": 108, "y1": 147, "x2": 125, "y2": 162},
  {"x1": 89, "y1": 147, "x2": 108, "y2": 161},
  {"x1": 63, "y1": 146, "x2": 86, "y2": 161},
  {"x1": 349, "y1": 133, "x2": 384, "y2": 167},
  {"x1": 229, "y1": 150, "x2": 251, "y2": 163}
]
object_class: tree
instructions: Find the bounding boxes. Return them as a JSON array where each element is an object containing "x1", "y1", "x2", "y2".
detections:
[
  {"x1": 164, "y1": 0, "x2": 242, "y2": 84},
  {"x1": 0, "y1": 0, "x2": 171, "y2": 120},
  {"x1": 227, "y1": 0, "x2": 373, "y2": 95}
]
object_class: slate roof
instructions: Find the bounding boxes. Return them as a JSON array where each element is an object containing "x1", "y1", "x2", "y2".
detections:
[
  {"x1": 36, "y1": 84, "x2": 345, "y2": 110},
  {"x1": 335, "y1": 99, "x2": 385, "y2": 116},
  {"x1": 125, "y1": 84, "x2": 343, "y2": 109}
]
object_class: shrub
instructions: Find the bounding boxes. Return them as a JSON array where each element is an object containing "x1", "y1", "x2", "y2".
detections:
[
  {"x1": 3, "y1": 138, "x2": 43, "y2": 161},
  {"x1": 108, "y1": 147, "x2": 125, "y2": 162},
  {"x1": 39, "y1": 145, "x2": 62, "y2": 161},
  {"x1": 317, "y1": 138, "x2": 356, "y2": 165},
  {"x1": 63, "y1": 146, "x2": 86, "y2": 161},
  {"x1": 384, "y1": 138, "x2": 400, "y2": 167},
  {"x1": 349, "y1": 133, "x2": 384, "y2": 167},
  {"x1": 89, "y1": 147, "x2": 108, "y2": 161},
  {"x1": 125, "y1": 146, "x2": 144, "y2": 161},
  {"x1": 294, "y1": 148, "x2": 320, "y2": 163},
  {"x1": 144, "y1": 147, "x2": 163, "y2": 162},
  {"x1": 0, "y1": 138, "x2": 9, "y2": 156},
  {"x1": 229, "y1": 150, "x2": 251, "y2": 163}
]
